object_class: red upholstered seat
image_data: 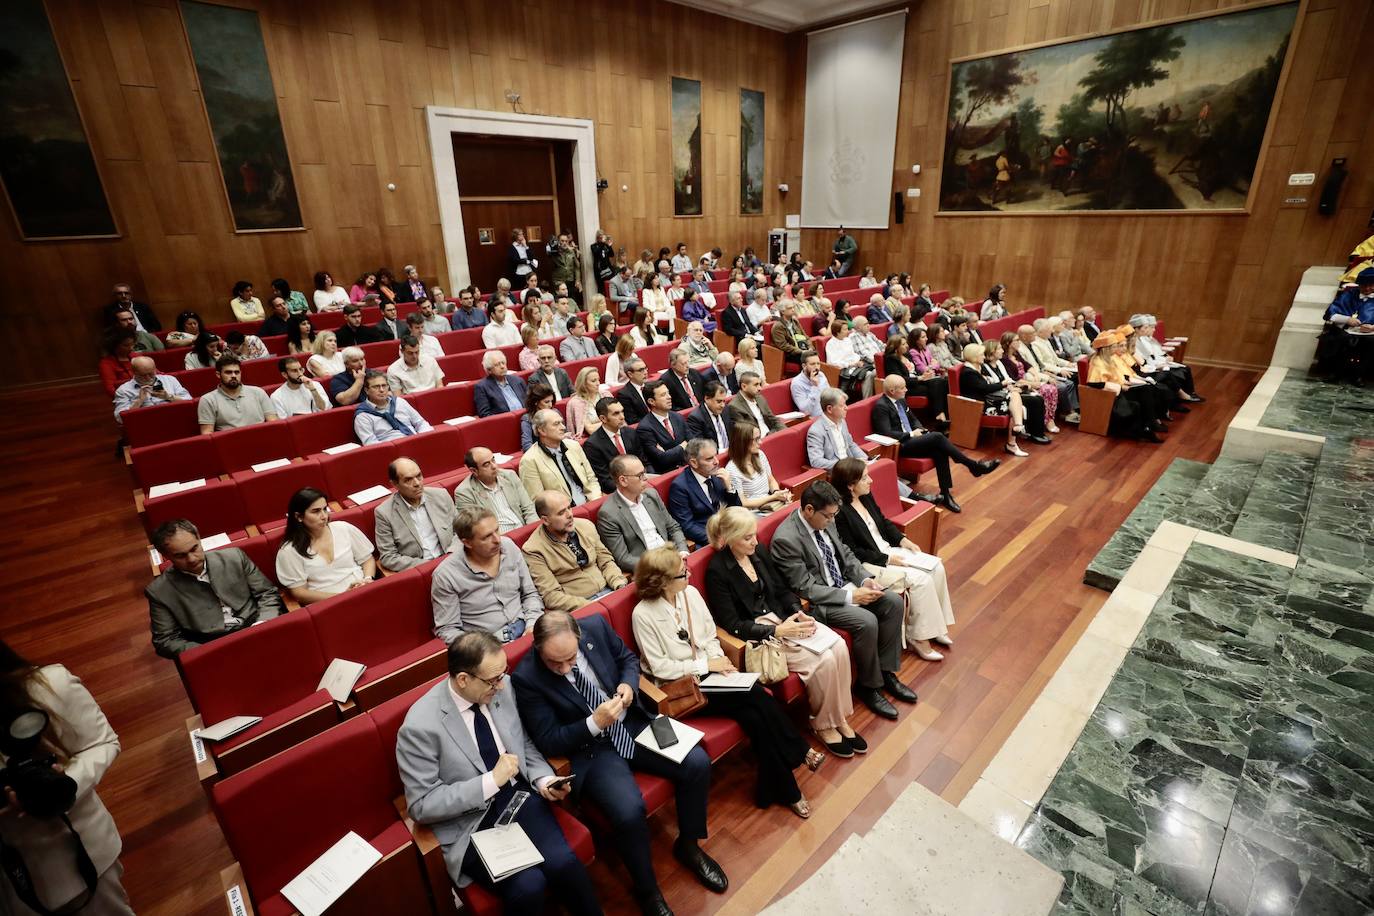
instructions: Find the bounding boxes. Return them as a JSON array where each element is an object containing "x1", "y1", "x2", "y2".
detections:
[
  {"x1": 150, "y1": 347, "x2": 192, "y2": 372},
  {"x1": 457, "y1": 413, "x2": 523, "y2": 465},
  {"x1": 234, "y1": 458, "x2": 327, "y2": 531},
  {"x1": 331, "y1": 503, "x2": 377, "y2": 543},
  {"x1": 232, "y1": 535, "x2": 278, "y2": 586},
  {"x1": 239, "y1": 357, "x2": 283, "y2": 389},
  {"x1": 287, "y1": 408, "x2": 358, "y2": 456},
  {"x1": 213, "y1": 423, "x2": 296, "y2": 475},
  {"x1": 170, "y1": 367, "x2": 219, "y2": 397},
  {"x1": 687, "y1": 716, "x2": 746, "y2": 761},
  {"x1": 756, "y1": 502, "x2": 800, "y2": 543},
  {"x1": 409, "y1": 384, "x2": 477, "y2": 425},
  {"x1": 443, "y1": 326, "x2": 487, "y2": 355},
  {"x1": 391, "y1": 426, "x2": 463, "y2": 478},
  {"x1": 440, "y1": 350, "x2": 488, "y2": 383},
  {"x1": 358, "y1": 339, "x2": 400, "y2": 368},
  {"x1": 320, "y1": 444, "x2": 400, "y2": 507},
  {"x1": 142, "y1": 478, "x2": 249, "y2": 541},
  {"x1": 760, "y1": 380, "x2": 797, "y2": 416},
  {"x1": 130, "y1": 436, "x2": 222, "y2": 491},
  {"x1": 122, "y1": 398, "x2": 201, "y2": 448},
  {"x1": 761, "y1": 421, "x2": 822, "y2": 492}
]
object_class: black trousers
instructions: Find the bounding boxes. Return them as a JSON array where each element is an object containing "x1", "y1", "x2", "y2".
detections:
[
  {"x1": 909, "y1": 376, "x2": 949, "y2": 417},
  {"x1": 896, "y1": 431, "x2": 978, "y2": 490},
  {"x1": 1016, "y1": 392, "x2": 1047, "y2": 436},
  {"x1": 1108, "y1": 393, "x2": 1150, "y2": 439},
  {"x1": 702, "y1": 683, "x2": 809, "y2": 808}
]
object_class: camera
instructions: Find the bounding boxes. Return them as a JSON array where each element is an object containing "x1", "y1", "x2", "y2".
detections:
[{"x1": 0, "y1": 709, "x2": 77, "y2": 819}]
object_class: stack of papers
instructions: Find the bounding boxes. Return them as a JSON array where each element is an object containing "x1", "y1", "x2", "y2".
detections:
[
  {"x1": 322, "y1": 442, "x2": 360, "y2": 455},
  {"x1": 347, "y1": 484, "x2": 392, "y2": 506},
  {"x1": 470, "y1": 825, "x2": 544, "y2": 882},
  {"x1": 776, "y1": 411, "x2": 805, "y2": 421},
  {"x1": 281, "y1": 832, "x2": 382, "y2": 916},
  {"x1": 634, "y1": 717, "x2": 704, "y2": 763},
  {"x1": 148, "y1": 478, "x2": 207, "y2": 499},
  {"x1": 700, "y1": 671, "x2": 761, "y2": 691},
  {"x1": 250, "y1": 458, "x2": 292, "y2": 472},
  {"x1": 865, "y1": 433, "x2": 898, "y2": 446},
  {"x1": 317, "y1": 659, "x2": 367, "y2": 703},
  {"x1": 195, "y1": 715, "x2": 262, "y2": 742},
  {"x1": 443, "y1": 415, "x2": 476, "y2": 426},
  {"x1": 786, "y1": 623, "x2": 841, "y2": 654}
]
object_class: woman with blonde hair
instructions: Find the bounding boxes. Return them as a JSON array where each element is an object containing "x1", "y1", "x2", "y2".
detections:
[
  {"x1": 632, "y1": 546, "x2": 823, "y2": 815},
  {"x1": 306, "y1": 330, "x2": 344, "y2": 378},
  {"x1": 734, "y1": 336, "x2": 766, "y2": 382},
  {"x1": 605, "y1": 332, "x2": 636, "y2": 385},
  {"x1": 565, "y1": 366, "x2": 605, "y2": 438},
  {"x1": 585, "y1": 292, "x2": 611, "y2": 333},
  {"x1": 724, "y1": 423, "x2": 790, "y2": 514},
  {"x1": 958, "y1": 341, "x2": 1029, "y2": 456}
]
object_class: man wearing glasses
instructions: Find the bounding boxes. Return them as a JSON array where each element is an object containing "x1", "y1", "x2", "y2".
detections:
[
  {"x1": 522, "y1": 491, "x2": 627, "y2": 613},
  {"x1": 396, "y1": 631, "x2": 602, "y2": 914},
  {"x1": 104, "y1": 281, "x2": 162, "y2": 332},
  {"x1": 431, "y1": 507, "x2": 544, "y2": 645}
]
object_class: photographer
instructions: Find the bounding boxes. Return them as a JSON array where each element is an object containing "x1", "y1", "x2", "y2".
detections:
[
  {"x1": 0, "y1": 642, "x2": 132, "y2": 914},
  {"x1": 112, "y1": 356, "x2": 191, "y2": 423},
  {"x1": 590, "y1": 230, "x2": 615, "y2": 288}
]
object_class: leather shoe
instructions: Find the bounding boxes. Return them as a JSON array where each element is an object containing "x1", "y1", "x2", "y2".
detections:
[
  {"x1": 822, "y1": 735, "x2": 855, "y2": 758},
  {"x1": 883, "y1": 672, "x2": 918, "y2": 704},
  {"x1": 674, "y1": 840, "x2": 728, "y2": 893},
  {"x1": 859, "y1": 688, "x2": 898, "y2": 720},
  {"x1": 935, "y1": 491, "x2": 962, "y2": 513},
  {"x1": 1028, "y1": 434, "x2": 1052, "y2": 445},
  {"x1": 637, "y1": 890, "x2": 674, "y2": 916},
  {"x1": 971, "y1": 458, "x2": 1001, "y2": 477},
  {"x1": 914, "y1": 491, "x2": 941, "y2": 503}
]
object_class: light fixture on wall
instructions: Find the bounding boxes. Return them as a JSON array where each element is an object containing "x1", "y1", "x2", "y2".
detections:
[
  {"x1": 778, "y1": 183, "x2": 789, "y2": 193},
  {"x1": 504, "y1": 89, "x2": 524, "y2": 113}
]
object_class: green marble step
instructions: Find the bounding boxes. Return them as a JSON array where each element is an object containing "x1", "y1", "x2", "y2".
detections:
[
  {"x1": 1228, "y1": 451, "x2": 1318, "y2": 555},
  {"x1": 1169, "y1": 457, "x2": 1261, "y2": 537},
  {"x1": 1083, "y1": 458, "x2": 1210, "y2": 591}
]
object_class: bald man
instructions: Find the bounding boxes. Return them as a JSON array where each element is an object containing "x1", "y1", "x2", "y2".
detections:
[
  {"x1": 374, "y1": 457, "x2": 457, "y2": 570},
  {"x1": 113, "y1": 355, "x2": 191, "y2": 421}
]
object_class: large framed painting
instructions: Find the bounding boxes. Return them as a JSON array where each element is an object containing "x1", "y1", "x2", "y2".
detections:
[
  {"x1": 938, "y1": 1, "x2": 1299, "y2": 214},
  {"x1": 740, "y1": 89, "x2": 765, "y2": 215},
  {"x1": 180, "y1": 0, "x2": 303, "y2": 232},
  {"x1": 0, "y1": 0, "x2": 117, "y2": 240},
  {"x1": 671, "y1": 77, "x2": 703, "y2": 217}
]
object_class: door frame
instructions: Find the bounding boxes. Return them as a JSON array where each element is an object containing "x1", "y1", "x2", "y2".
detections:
[{"x1": 425, "y1": 106, "x2": 600, "y2": 296}]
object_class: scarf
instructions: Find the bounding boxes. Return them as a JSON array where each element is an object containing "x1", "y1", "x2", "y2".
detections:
[{"x1": 356, "y1": 398, "x2": 416, "y2": 435}]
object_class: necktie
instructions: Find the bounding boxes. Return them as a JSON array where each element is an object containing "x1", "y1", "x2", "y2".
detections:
[
  {"x1": 713, "y1": 413, "x2": 727, "y2": 449},
  {"x1": 572, "y1": 666, "x2": 635, "y2": 759},
  {"x1": 703, "y1": 477, "x2": 717, "y2": 507},
  {"x1": 613, "y1": 433, "x2": 625, "y2": 455},
  {"x1": 1025, "y1": 344, "x2": 1043, "y2": 369},
  {"x1": 662, "y1": 415, "x2": 673, "y2": 436},
  {"x1": 895, "y1": 400, "x2": 912, "y2": 434},
  {"x1": 814, "y1": 530, "x2": 844, "y2": 588},
  {"x1": 681, "y1": 377, "x2": 696, "y2": 407},
  {"x1": 470, "y1": 705, "x2": 501, "y2": 770}
]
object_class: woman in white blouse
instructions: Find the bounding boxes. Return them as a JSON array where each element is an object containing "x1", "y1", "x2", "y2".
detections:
[
  {"x1": 605, "y1": 334, "x2": 635, "y2": 386},
  {"x1": 307, "y1": 330, "x2": 344, "y2": 378},
  {"x1": 629, "y1": 307, "x2": 658, "y2": 348},
  {"x1": 824, "y1": 321, "x2": 874, "y2": 397},
  {"x1": 980, "y1": 283, "x2": 1009, "y2": 321},
  {"x1": 745, "y1": 290, "x2": 773, "y2": 329},
  {"x1": 724, "y1": 424, "x2": 790, "y2": 515},
  {"x1": 642, "y1": 274, "x2": 675, "y2": 332},
  {"x1": 631, "y1": 546, "x2": 823, "y2": 817},
  {"x1": 857, "y1": 267, "x2": 879, "y2": 289},
  {"x1": 312, "y1": 271, "x2": 350, "y2": 312},
  {"x1": 482, "y1": 299, "x2": 523, "y2": 348},
  {"x1": 275, "y1": 488, "x2": 376, "y2": 605},
  {"x1": 734, "y1": 337, "x2": 766, "y2": 383}
]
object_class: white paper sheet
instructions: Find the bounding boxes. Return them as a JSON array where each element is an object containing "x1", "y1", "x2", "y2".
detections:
[
  {"x1": 347, "y1": 484, "x2": 392, "y2": 506},
  {"x1": 633, "y1": 717, "x2": 704, "y2": 763},
  {"x1": 443, "y1": 415, "x2": 476, "y2": 426},
  {"x1": 471, "y1": 824, "x2": 544, "y2": 881},
  {"x1": 776, "y1": 411, "x2": 805, "y2": 421},
  {"x1": 195, "y1": 715, "x2": 262, "y2": 742},
  {"x1": 199, "y1": 532, "x2": 232, "y2": 551},
  {"x1": 147, "y1": 478, "x2": 208, "y2": 499},
  {"x1": 699, "y1": 671, "x2": 761, "y2": 691},
  {"x1": 865, "y1": 433, "x2": 898, "y2": 446},
  {"x1": 493, "y1": 453, "x2": 513, "y2": 464},
  {"x1": 317, "y1": 659, "x2": 367, "y2": 704},
  {"x1": 250, "y1": 458, "x2": 292, "y2": 472},
  {"x1": 786, "y1": 622, "x2": 841, "y2": 654},
  {"x1": 280, "y1": 831, "x2": 382, "y2": 916},
  {"x1": 322, "y1": 442, "x2": 361, "y2": 455}
]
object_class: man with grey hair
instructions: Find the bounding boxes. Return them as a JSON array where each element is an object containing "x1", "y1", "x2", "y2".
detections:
[
  {"x1": 770, "y1": 299, "x2": 814, "y2": 369},
  {"x1": 745, "y1": 287, "x2": 773, "y2": 328},
  {"x1": 530, "y1": 344, "x2": 573, "y2": 400},
  {"x1": 474, "y1": 350, "x2": 528, "y2": 416},
  {"x1": 721, "y1": 289, "x2": 763, "y2": 344},
  {"x1": 806, "y1": 388, "x2": 868, "y2": 471},
  {"x1": 114, "y1": 355, "x2": 191, "y2": 421},
  {"x1": 1056, "y1": 311, "x2": 1091, "y2": 358},
  {"x1": 660, "y1": 347, "x2": 705, "y2": 410},
  {"x1": 519, "y1": 409, "x2": 601, "y2": 504},
  {"x1": 397, "y1": 263, "x2": 428, "y2": 304},
  {"x1": 430, "y1": 506, "x2": 544, "y2": 644},
  {"x1": 667, "y1": 438, "x2": 742, "y2": 545},
  {"x1": 866, "y1": 293, "x2": 893, "y2": 324},
  {"x1": 375, "y1": 457, "x2": 456, "y2": 570},
  {"x1": 703, "y1": 350, "x2": 738, "y2": 395},
  {"x1": 328, "y1": 346, "x2": 368, "y2": 405},
  {"x1": 597, "y1": 453, "x2": 688, "y2": 572},
  {"x1": 1023, "y1": 321, "x2": 1081, "y2": 423},
  {"x1": 849, "y1": 316, "x2": 884, "y2": 363}
]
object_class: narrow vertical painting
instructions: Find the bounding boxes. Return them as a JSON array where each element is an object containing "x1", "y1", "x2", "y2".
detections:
[
  {"x1": 0, "y1": 0, "x2": 117, "y2": 239},
  {"x1": 740, "y1": 89, "x2": 765, "y2": 215},
  {"x1": 181, "y1": 0, "x2": 302, "y2": 231},
  {"x1": 671, "y1": 77, "x2": 703, "y2": 216}
]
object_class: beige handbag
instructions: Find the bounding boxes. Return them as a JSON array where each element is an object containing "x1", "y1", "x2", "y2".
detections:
[{"x1": 744, "y1": 637, "x2": 789, "y2": 684}]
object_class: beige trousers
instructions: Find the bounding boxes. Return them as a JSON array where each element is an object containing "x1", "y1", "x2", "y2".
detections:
[
  {"x1": 760, "y1": 612, "x2": 854, "y2": 731},
  {"x1": 863, "y1": 551, "x2": 956, "y2": 643}
]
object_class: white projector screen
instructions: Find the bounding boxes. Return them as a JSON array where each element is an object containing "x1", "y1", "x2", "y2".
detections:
[{"x1": 800, "y1": 10, "x2": 907, "y2": 230}]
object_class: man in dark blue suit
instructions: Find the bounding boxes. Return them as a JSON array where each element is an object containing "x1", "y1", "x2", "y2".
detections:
[
  {"x1": 636, "y1": 381, "x2": 689, "y2": 472},
  {"x1": 667, "y1": 439, "x2": 742, "y2": 545},
  {"x1": 514, "y1": 611, "x2": 726, "y2": 916},
  {"x1": 700, "y1": 352, "x2": 739, "y2": 397},
  {"x1": 660, "y1": 348, "x2": 706, "y2": 410},
  {"x1": 473, "y1": 351, "x2": 528, "y2": 417},
  {"x1": 683, "y1": 381, "x2": 732, "y2": 452}
]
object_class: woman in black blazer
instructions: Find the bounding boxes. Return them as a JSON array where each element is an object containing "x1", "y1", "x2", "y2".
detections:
[
  {"x1": 829, "y1": 459, "x2": 957, "y2": 663},
  {"x1": 957, "y1": 341, "x2": 1036, "y2": 457},
  {"x1": 704, "y1": 507, "x2": 864, "y2": 759}
]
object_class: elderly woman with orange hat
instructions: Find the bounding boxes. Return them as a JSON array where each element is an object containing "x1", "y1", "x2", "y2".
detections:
[
  {"x1": 1086, "y1": 331, "x2": 1161, "y2": 442},
  {"x1": 1113, "y1": 324, "x2": 1177, "y2": 423}
]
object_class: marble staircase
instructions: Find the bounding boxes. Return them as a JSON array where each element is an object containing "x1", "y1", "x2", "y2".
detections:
[
  {"x1": 1169, "y1": 456, "x2": 1260, "y2": 534},
  {"x1": 1229, "y1": 451, "x2": 1319, "y2": 554}
]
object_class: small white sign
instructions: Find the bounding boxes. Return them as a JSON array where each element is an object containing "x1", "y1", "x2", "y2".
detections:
[
  {"x1": 322, "y1": 442, "x2": 361, "y2": 455},
  {"x1": 251, "y1": 458, "x2": 292, "y2": 472},
  {"x1": 190, "y1": 731, "x2": 207, "y2": 764},
  {"x1": 346, "y1": 484, "x2": 392, "y2": 506},
  {"x1": 200, "y1": 532, "x2": 232, "y2": 551},
  {"x1": 225, "y1": 885, "x2": 249, "y2": 916},
  {"x1": 1287, "y1": 172, "x2": 1315, "y2": 186}
]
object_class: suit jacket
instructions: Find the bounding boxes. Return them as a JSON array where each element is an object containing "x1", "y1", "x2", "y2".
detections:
[
  {"x1": 395, "y1": 277, "x2": 428, "y2": 304},
  {"x1": 521, "y1": 520, "x2": 626, "y2": 613},
  {"x1": 530, "y1": 366, "x2": 574, "y2": 400},
  {"x1": 866, "y1": 303, "x2": 894, "y2": 324},
  {"x1": 684, "y1": 404, "x2": 732, "y2": 449},
  {"x1": 835, "y1": 493, "x2": 904, "y2": 567},
  {"x1": 871, "y1": 396, "x2": 927, "y2": 443},
  {"x1": 636, "y1": 411, "x2": 689, "y2": 472},
  {"x1": 617, "y1": 383, "x2": 650, "y2": 426},
  {"x1": 512, "y1": 615, "x2": 650, "y2": 787},
  {"x1": 770, "y1": 318, "x2": 814, "y2": 358},
  {"x1": 374, "y1": 317, "x2": 402, "y2": 341},
  {"x1": 608, "y1": 276, "x2": 640, "y2": 313},
  {"x1": 518, "y1": 440, "x2": 601, "y2": 502},
  {"x1": 770, "y1": 509, "x2": 869, "y2": 610},
  {"x1": 596, "y1": 490, "x2": 687, "y2": 572},
  {"x1": 667, "y1": 469, "x2": 741, "y2": 545},
  {"x1": 703, "y1": 544, "x2": 801, "y2": 642},
  {"x1": 582, "y1": 426, "x2": 642, "y2": 494},
  {"x1": 474, "y1": 374, "x2": 528, "y2": 417},
  {"x1": 702, "y1": 367, "x2": 740, "y2": 397},
  {"x1": 146, "y1": 548, "x2": 283, "y2": 658},
  {"x1": 452, "y1": 470, "x2": 537, "y2": 530},
  {"x1": 396, "y1": 679, "x2": 554, "y2": 884},
  {"x1": 374, "y1": 488, "x2": 457, "y2": 571},
  {"x1": 335, "y1": 323, "x2": 384, "y2": 348},
  {"x1": 660, "y1": 369, "x2": 705, "y2": 410},
  {"x1": 720, "y1": 305, "x2": 758, "y2": 341},
  {"x1": 958, "y1": 364, "x2": 1005, "y2": 403},
  {"x1": 1083, "y1": 320, "x2": 1102, "y2": 341},
  {"x1": 507, "y1": 243, "x2": 538, "y2": 283},
  {"x1": 727, "y1": 392, "x2": 785, "y2": 435},
  {"x1": 806, "y1": 417, "x2": 865, "y2": 470}
]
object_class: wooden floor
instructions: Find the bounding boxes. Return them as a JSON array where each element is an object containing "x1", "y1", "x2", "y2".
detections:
[{"x1": 0, "y1": 365, "x2": 1257, "y2": 915}]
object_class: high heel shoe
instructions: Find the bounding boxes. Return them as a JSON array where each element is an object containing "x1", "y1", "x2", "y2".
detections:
[
  {"x1": 790, "y1": 798, "x2": 812, "y2": 819},
  {"x1": 933, "y1": 635, "x2": 953, "y2": 647},
  {"x1": 805, "y1": 749, "x2": 825, "y2": 772},
  {"x1": 915, "y1": 646, "x2": 945, "y2": 661},
  {"x1": 1046, "y1": 423, "x2": 1061, "y2": 434},
  {"x1": 1005, "y1": 443, "x2": 1029, "y2": 457}
]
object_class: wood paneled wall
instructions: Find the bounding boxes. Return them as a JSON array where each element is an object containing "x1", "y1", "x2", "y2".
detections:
[
  {"x1": 795, "y1": 0, "x2": 1374, "y2": 368},
  {"x1": 3, "y1": 0, "x2": 794, "y2": 386}
]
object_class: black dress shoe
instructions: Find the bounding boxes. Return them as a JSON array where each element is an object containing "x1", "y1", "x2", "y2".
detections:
[
  {"x1": 1142, "y1": 432, "x2": 1163, "y2": 443},
  {"x1": 913, "y1": 491, "x2": 941, "y2": 503},
  {"x1": 971, "y1": 458, "x2": 1001, "y2": 476},
  {"x1": 936, "y1": 491, "x2": 962, "y2": 513},
  {"x1": 637, "y1": 890, "x2": 674, "y2": 916},
  {"x1": 859, "y1": 688, "x2": 898, "y2": 720},
  {"x1": 883, "y1": 672, "x2": 919, "y2": 704},
  {"x1": 673, "y1": 840, "x2": 728, "y2": 893},
  {"x1": 846, "y1": 731, "x2": 869, "y2": 754},
  {"x1": 1028, "y1": 434, "x2": 1052, "y2": 445},
  {"x1": 823, "y1": 735, "x2": 855, "y2": 758}
]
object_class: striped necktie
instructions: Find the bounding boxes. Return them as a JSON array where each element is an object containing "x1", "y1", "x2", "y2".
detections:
[{"x1": 572, "y1": 666, "x2": 635, "y2": 759}]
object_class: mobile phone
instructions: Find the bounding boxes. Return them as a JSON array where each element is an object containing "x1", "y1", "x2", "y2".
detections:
[
  {"x1": 545, "y1": 775, "x2": 574, "y2": 791},
  {"x1": 649, "y1": 716, "x2": 678, "y2": 748}
]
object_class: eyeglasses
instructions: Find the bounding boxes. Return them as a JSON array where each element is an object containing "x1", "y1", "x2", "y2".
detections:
[{"x1": 466, "y1": 670, "x2": 507, "y2": 688}]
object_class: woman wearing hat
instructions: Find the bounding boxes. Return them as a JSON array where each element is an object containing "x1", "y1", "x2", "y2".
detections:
[
  {"x1": 1087, "y1": 332, "x2": 1161, "y2": 442},
  {"x1": 1132, "y1": 314, "x2": 1203, "y2": 404},
  {"x1": 1112, "y1": 325, "x2": 1176, "y2": 422}
]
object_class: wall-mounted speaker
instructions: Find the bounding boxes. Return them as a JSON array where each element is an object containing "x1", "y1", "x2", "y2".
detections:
[
  {"x1": 894, "y1": 192, "x2": 905, "y2": 224},
  {"x1": 1318, "y1": 157, "x2": 1347, "y2": 216}
]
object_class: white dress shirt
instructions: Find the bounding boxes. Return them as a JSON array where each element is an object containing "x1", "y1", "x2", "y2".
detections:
[
  {"x1": 618, "y1": 492, "x2": 666, "y2": 551},
  {"x1": 742, "y1": 396, "x2": 770, "y2": 438},
  {"x1": 402, "y1": 495, "x2": 444, "y2": 559},
  {"x1": 387, "y1": 355, "x2": 445, "y2": 394}
]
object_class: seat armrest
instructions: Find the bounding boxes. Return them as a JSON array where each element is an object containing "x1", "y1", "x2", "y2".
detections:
[
  {"x1": 395, "y1": 796, "x2": 460, "y2": 916},
  {"x1": 220, "y1": 861, "x2": 256, "y2": 916},
  {"x1": 640, "y1": 676, "x2": 667, "y2": 712},
  {"x1": 717, "y1": 628, "x2": 746, "y2": 669},
  {"x1": 547, "y1": 756, "x2": 572, "y2": 777}
]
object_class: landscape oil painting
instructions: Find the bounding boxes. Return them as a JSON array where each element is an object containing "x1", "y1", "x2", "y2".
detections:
[
  {"x1": 672, "y1": 77, "x2": 703, "y2": 217},
  {"x1": 939, "y1": 2, "x2": 1298, "y2": 213},
  {"x1": 181, "y1": 0, "x2": 302, "y2": 232}
]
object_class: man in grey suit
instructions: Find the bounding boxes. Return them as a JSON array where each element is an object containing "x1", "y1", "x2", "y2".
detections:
[
  {"x1": 609, "y1": 264, "x2": 640, "y2": 317},
  {"x1": 453, "y1": 447, "x2": 538, "y2": 533},
  {"x1": 395, "y1": 632, "x2": 601, "y2": 913},
  {"x1": 727, "y1": 371, "x2": 786, "y2": 438},
  {"x1": 770, "y1": 482, "x2": 915, "y2": 720},
  {"x1": 805, "y1": 387, "x2": 869, "y2": 471},
  {"x1": 530, "y1": 345, "x2": 574, "y2": 400},
  {"x1": 375, "y1": 457, "x2": 456, "y2": 571},
  {"x1": 596, "y1": 454, "x2": 688, "y2": 573},
  {"x1": 146, "y1": 519, "x2": 283, "y2": 658}
]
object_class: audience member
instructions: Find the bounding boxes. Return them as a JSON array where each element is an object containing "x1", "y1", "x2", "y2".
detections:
[
  {"x1": 269, "y1": 356, "x2": 329, "y2": 416},
  {"x1": 999, "y1": 332, "x2": 1062, "y2": 434},
  {"x1": 865, "y1": 293, "x2": 893, "y2": 325},
  {"x1": 593, "y1": 313, "x2": 619, "y2": 355},
  {"x1": 520, "y1": 409, "x2": 601, "y2": 505},
  {"x1": 727, "y1": 370, "x2": 785, "y2": 438},
  {"x1": 559, "y1": 316, "x2": 598, "y2": 362},
  {"x1": 873, "y1": 375, "x2": 997, "y2": 511},
  {"x1": 596, "y1": 455, "x2": 686, "y2": 575},
  {"x1": 679, "y1": 321, "x2": 716, "y2": 371},
  {"x1": 307, "y1": 329, "x2": 344, "y2": 378},
  {"x1": 1079, "y1": 305, "x2": 1103, "y2": 341},
  {"x1": 734, "y1": 337, "x2": 766, "y2": 382},
  {"x1": 1056, "y1": 311, "x2": 1092, "y2": 358},
  {"x1": 313, "y1": 271, "x2": 350, "y2": 311},
  {"x1": 681, "y1": 288, "x2": 716, "y2": 334},
  {"x1": 1132, "y1": 315, "x2": 1204, "y2": 402},
  {"x1": 1085, "y1": 332, "x2": 1162, "y2": 442},
  {"x1": 702, "y1": 351, "x2": 738, "y2": 395},
  {"x1": 628, "y1": 307, "x2": 658, "y2": 348},
  {"x1": 771, "y1": 482, "x2": 913, "y2": 719},
  {"x1": 565, "y1": 367, "x2": 604, "y2": 439},
  {"x1": 520, "y1": 385, "x2": 557, "y2": 452},
  {"x1": 524, "y1": 491, "x2": 627, "y2": 612},
  {"x1": 113, "y1": 356, "x2": 191, "y2": 421},
  {"x1": 667, "y1": 439, "x2": 742, "y2": 544},
  {"x1": 453, "y1": 447, "x2": 538, "y2": 533},
  {"x1": 790, "y1": 352, "x2": 826, "y2": 417},
  {"x1": 636, "y1": 381, "x2": 689, "y2": 472},
  {"x1": 745, "y1": 288, "x2": 773, "y2": 329},
  {"x1": 387, "y1": 335, "x2": 445, "y2": 394},
  {"x1": 720, "y1": 291, "x2": 762, "y2": 345},
  {"x1": 183, "y1": 332, "x2": 226, "y2": 370},
  {"x1": 354, "y1": 372, "x2": 433, "y2": 444},
  {"x1": 286, "y1": 314, "x2": 316, "y2": 355},
  {"x1": 275, "y1": 487, "x2": 375, "y2": 604},
  {"x1": 928, "y1": 323, "x2": 960, "y2": 370},
  {"x1": 482, "y1": 299, "x2": 523, "y2": 348},
  {"x1": 197, "y1": 356, "x2": 278, "y2": 433},
  {"x1": 824, "y1": 321, "x2": 874, "y2": 398},
  {"x1": 349, "y1": 272, "x2": 379, "y2": 303},
  {"x1": 448, "y1": 287, "x2": 487, "y2": 330},
  {"x1": 327, "y1": 346, "x2": 368, "y2": 406},
  {"x1": 682, "y1": 379, "x2": 731, "y2": 452},
  {"x1": 106, "y1": 281, "x2": 161, "y2": 331},
  {"x1": 609, "y1": 264, "x2": 639, "y2": 317},
  {"x1": 724, "y1": 422, "x2": 790, "y2": 515},
  {"x1": 805, "y1": 388, "x2": 868, "y2": 471},
  {"x1": 270, "y1": 278, "x2": 309, "y2": 316},
  {"x1": 146, "y1": 519, "x2": 283, "y2": 658},
  {"x1": 372, "y1": 300, "x2": 402, "y2": 340},
  {"x1": 583, "y1": 398, "x2": 643, "y2": 493},
  {"x1": 396, "y1": 264, "x2": 429, "y2": 304},
  {"x1": 431, "y1": 507, "x2": 543, "y2": 644},
  {"x1": 530, "y1": 346, "x2": 573, "y2": 401},
  {"x1": 374, "y1": 458, "x2": 456, "y2": 570},
  {"x1": 980, "y1": 284, "x2": 1009, "y2": 320},
  {"x1": 474, "y1": 351, "x2": 528, "y2": 417},
  {"x1": 770, "y1": 300, "x2": 815, "y2": 369},
  {"x1": 660, "y1": 349, "x2": 704, "y2": 410},
  {"x1": 110, "y1": 306, "x2": 163, "y2": 352},
  {"x1": 225, "y1": 330, "x2": 269, "y2": 362},
  {"x1": 257, "y1": 296, "x2": 291, "y2": 338},
  {"x1": 885, "y1": 333, "x2": 949, "y2": 424},
  {"x1": 165, "y1": 310, "x2": 202, "y2": 347},
  {"x1": 334, "y1": 304, "x2": 382, "y2": 347},
  {"x1": 229, "y1": 281, "x2": 264, "y2": 321},
  {"x1": 704, "y1": 507, "x2": 861, "y2": 757},
  {"x1": 1025, "y1": 320, "x2": 1083, "y2": 423},
  {"x1": 634, "y1": 546, "x2": 824, "y2": 822},
  {"x1": 959, "y1": 343, "x2": 1035, "y2": 457}
]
